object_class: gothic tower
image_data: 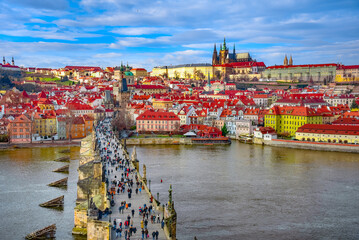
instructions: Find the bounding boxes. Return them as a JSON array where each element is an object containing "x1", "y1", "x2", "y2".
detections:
[
  {"x1": 289, "y1": 55, "x2": 293, "y2": 66},
  {"x1": 284, "y1": 55, "x2": 288, "y2": 66},
  {"x1": 233, "y1": 44, "x2": 236, "y2": 60},
  {"x1": 12, "y1": 57, "x2": 14, "y2": 66},
  {"x1": 212, "y1": 44, "x2": 218, "y2": 65},
  {"x1": 119, "y1": 78, "x2": 130, "y2": 108},
  {"x1": 2, "y1": 57, "x2": 5, "y2": 65},
  {"x1": 219, "y1": 38, "x2": 228, "y2": 65}
]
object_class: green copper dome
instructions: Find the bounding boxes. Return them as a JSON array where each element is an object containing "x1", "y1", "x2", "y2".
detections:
[{"x1": 124, "y1": 71, "x2": 133, "y2": 76}]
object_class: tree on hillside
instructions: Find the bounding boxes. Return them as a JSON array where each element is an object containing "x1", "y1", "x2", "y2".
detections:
[
  {"x1": 351, "y1": 100, "x2": 359, "y2": 109},
  {"x1": 61, "y1": 76, "x2": 69, "y2": 82},
  {"x1": 16, "y1": 83, "x2": 43, "y2": 93},
  {"x1": 221, "y1": 123, "x2": 229, "y2": 137},
  {"x1": 0, "y1": 75, "x2": 14, "y2": 90}
]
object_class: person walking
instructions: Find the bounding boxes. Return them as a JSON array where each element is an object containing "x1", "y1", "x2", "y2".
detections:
[{"x1": 144, "y1": 229, "x2": 149, "y2": 239}]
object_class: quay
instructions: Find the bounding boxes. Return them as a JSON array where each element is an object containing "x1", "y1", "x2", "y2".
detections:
[{"x1": 72, "y1": 119, "x2": 177, "y2": 240}]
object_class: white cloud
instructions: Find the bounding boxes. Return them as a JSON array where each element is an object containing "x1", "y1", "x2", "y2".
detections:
[
  {"x1": 0, "y1": 28, "x2": 102, "y2": 41},
  {"x1": 93, "y1": 52, "x2": 122, "y2": 58},
  {"x1": 111, "y1": 27, "x2": 170, "y2": 36}
]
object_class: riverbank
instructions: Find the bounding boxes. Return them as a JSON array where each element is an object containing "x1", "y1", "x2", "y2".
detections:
[
  {"x1": 0, "y1": 141, "x2": 81, "y2": 149},
  {"x1": 254, "y1": 138, "x2": 359, "y2": 153},
  {"x1": 127, "y1": 137, "x2": 230, "y2": 145}
]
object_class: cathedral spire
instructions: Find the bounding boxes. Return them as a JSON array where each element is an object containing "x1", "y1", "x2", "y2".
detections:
[
  {"x1": 222, "y1": 37, "x2": 226, "y2": 50},
  {"x1": 212, "y1": 43, "x2": 218, "y2": 65},
  {"x1": 284, "y1": 55, "x2": 288, "y2": 66},
  {"x1": 289, "y1": 55, "x2": 293, "y2": 66},
  {"x1": 233, "y1": 44, "x2": 236, "y2": 56}
]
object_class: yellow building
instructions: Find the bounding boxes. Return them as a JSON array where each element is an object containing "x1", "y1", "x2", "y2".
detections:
[
  {"x1": 335, "y1": 65, "x2": 359, "y2": 83},
  {"x1": 33, "y1": 112, "x2": 57, "y2": 137},
  {"x1": 296, "y1": 124, "x2": 359, "y2": 144},
  {"x1": 265, "y1": 106, "x2": 322, "y2": 136},
  {"x1": 151, "y1": 64, "x2": 214, "y2": 80},
  {"x1": 152, "y1": 99, "x2": 173, "y2": 109},
  {"x1": 130, "y1": 68, "x2": 148, "y2": 78}
]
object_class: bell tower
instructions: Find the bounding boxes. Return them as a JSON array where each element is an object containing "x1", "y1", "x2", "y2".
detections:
[
  {"x1": 284, "y1": 55, "x2": 288, "y2": 66},
  {"x1": 289, "y1": 55, "x2": 293, "y2": 66}
]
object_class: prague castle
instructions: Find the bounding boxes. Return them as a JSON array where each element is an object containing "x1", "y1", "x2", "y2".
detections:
[
  {"x1": 151, "y1": 38, "x2": 262, "y2": 80},
  {"x1": 212, "y1": 38, "x2": 252, "y2": 65}
]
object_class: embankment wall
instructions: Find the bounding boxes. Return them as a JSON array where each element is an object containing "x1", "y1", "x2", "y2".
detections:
[{"x1": 254, "y1": 138, "x2": 359, "y2": 153}]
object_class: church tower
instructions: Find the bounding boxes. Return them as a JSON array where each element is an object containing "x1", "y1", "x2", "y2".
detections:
[
  {"x1": 233, "y1": 44, "x2": 236, "y2": 60},
  {"x1": 2, "y1": 57, "x2": 5, "y2": 65},
  {"x1": 284, "y1": 55, "x2": 288, "y2": 66},
  {"x1": 219, "y1": 38, "x2": 228, "y2": 65},
  {"x1": 119, "y1": 77, "x2": 130, "y2": 108},
  {"x1": 11, "y1": 57, "x2": 14, "y2": 66},
  {"x1": 289, "y1": 55, "x2": 293, "y2": 66},
  {"x1": 212, "y1": 44, "x2": 218, "y2": 65}
]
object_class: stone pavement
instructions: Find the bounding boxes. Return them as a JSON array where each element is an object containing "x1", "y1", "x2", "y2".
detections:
[{"x1": 98, "y1": 120, "x2": 166, "y2": 240}]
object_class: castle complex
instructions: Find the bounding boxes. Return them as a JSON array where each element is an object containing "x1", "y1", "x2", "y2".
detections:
[{"x1": 212, "y1": 38, "x2": 252, "y2": 65}]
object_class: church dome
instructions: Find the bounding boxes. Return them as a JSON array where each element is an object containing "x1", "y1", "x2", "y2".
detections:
[{"x1": 124, "y1": 71, "x2": 133, "y2": 76}]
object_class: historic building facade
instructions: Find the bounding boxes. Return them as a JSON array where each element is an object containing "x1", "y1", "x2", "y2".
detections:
[{"x1": 262, "y1": 56, "x2": 337, "y2": 83}]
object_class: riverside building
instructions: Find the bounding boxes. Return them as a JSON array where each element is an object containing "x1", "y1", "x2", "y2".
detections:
[
  {"x1": 264, "y1": 106, "x2": 323, "y2": 136},
  {"x1": 296, "y1": 124, "x2": 359, "y2": 144}
]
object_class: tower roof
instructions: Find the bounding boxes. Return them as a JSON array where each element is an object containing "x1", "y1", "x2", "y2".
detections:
[{"x1": 222, "y1": 37, "x2": 227, "y2": 50}]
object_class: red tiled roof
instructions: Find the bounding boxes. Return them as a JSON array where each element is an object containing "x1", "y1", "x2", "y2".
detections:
[
  {"x1": 337, "y1": 65, "x2": 359, "y2": 70},
  {"x1": 131, "y1": 68, "x2": 147, "y2": 71},
  {"x1": 136, "y1": 110, "x2": 180, "y2": 121},
  {"x1": 297, "y1": 124, "x2": 359, "y2": 135},
  {"x1": 65, "y1": 66, "x2": 102, "y2": 72},
  {"x1": 267, "y1": 63, "x2": 337, "y2": 69},
  {"x1": 267, "y1": 106, "x2": 320, "y2": 116}
]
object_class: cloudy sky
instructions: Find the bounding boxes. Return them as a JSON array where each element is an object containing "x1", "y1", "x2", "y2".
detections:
[{"x1": 1, "y1": 0, "x2": 359, "y2": 70}]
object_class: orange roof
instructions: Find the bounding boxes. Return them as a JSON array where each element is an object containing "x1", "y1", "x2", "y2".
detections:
[
  {"x1": 136, "y1": 110, "x2": 180, "y2": 121},
  {"x1": 297, "y1": 124, "x2": 359, "y2": 135},
  {"x1": 267, "y1": 106, "x2": 320, "y2": 117}
]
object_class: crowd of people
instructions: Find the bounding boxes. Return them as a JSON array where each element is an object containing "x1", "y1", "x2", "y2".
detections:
[{"x1": 95, "y1": 119, "x2": 165, "y2": 240}]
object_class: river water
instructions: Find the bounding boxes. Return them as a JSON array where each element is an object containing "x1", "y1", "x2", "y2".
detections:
[
  {"x1": 0, "y1": 146, "x2": 81, "y2": 240},
  {"x1": 130, "y1": 142, "x2": 359, "y2": 240},
  {"x1": 0, "y1": 142, "x2": 358, "y2": 239}
]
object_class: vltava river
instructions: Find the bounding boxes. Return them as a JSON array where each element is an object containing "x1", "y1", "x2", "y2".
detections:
[
  {"x1": 130, "y1": 142, "x2": 359, "y2": 239},
  {"x1": 0, "y1": 147, "x2": 80, "y2": 240},
  {"x1": 0, "y1": 142, "x2": 358, "y2": 239}
]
